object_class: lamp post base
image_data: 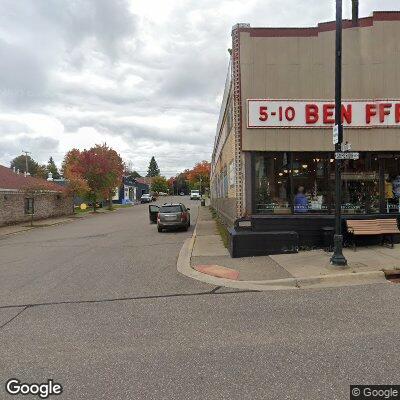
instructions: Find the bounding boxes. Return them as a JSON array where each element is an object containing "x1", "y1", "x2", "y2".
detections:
[{"x1": 330, "y1": 234, "x2": 347, "y2": 266}]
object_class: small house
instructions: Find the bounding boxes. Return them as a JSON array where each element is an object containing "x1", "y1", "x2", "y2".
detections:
[
  {"x1": 0, "y1": 165, "x2": 73, "y2": 226},
  {"x1": 113, "y1": 176, "x2": 150, "y2": 204}
]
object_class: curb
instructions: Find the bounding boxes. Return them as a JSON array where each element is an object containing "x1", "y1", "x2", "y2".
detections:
[
  {"x1": 0, "y1": 226, "x2": 34, "y2": 239},
  {"x1": 177, "y1": 226, "x2": 297, "y2": 291},
  {"x1": 177, "y1": 226, "x2": 390, "y2": 291}
]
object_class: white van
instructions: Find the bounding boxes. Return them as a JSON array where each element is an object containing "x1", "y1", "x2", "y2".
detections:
[{"x1": 190, "y1": 190, "x2": 201, "y2": 200}]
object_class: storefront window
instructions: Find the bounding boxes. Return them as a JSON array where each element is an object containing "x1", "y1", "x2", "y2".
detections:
[
  {"x1": 339, "y1": 154, "x2": 380, "y2": 214},
  {"x1": 254, "y1": 153, "x2": 291, "y2": 214},
  {"x1": 229, "y1": 161, "x2": 235, "y2": 187},
  {"x1": 223, "y1": 166, "x2": 228, "y2": 197},
  {"x1": 253, "y1": 152, "x2": 400, "y2": 216},
  {"x1": 292, "y1": 153, "x2": 332, "y2": 213},
  {"x1": 382, "y1": 156, "x2": 400, "y2": 213}
]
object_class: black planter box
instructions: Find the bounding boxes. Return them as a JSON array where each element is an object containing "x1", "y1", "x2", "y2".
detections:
[{"x1": 229, "y1": 229, "x2": 299, "y2": 258}]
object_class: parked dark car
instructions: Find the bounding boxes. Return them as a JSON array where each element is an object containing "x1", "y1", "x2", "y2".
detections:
[
  {"x1": 150, "y1": 203, "x2": 190, "y2": 232},
  {"x1": 141, "y1": 194, "x2": 152, "y2": 203},
  {"x1": 149, "y1": 204, "x2": 159, "y2": 223}
]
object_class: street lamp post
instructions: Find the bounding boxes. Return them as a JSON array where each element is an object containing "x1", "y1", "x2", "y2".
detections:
[{"x1": 330, "y1": 0, "x2": 348, "y2": 266}]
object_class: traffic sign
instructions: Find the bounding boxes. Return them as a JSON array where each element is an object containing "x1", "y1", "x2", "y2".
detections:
[
  {"x1": 334, "y1": 152, "x2": 359, "y2": 160},
  {"x1": 341, "y1": 141, "x2": 352, "y2": 152},
  {"x1": 333, "y1": 124, "x2": 339, "y2": 144}
]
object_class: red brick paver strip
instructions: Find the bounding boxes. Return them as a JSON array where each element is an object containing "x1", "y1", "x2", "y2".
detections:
[{"x1": 193, "y1": 265, "x2": 240, "y2": 280}]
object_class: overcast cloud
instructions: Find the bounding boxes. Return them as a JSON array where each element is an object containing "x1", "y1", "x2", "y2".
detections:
[{"x1": 0, "y1": 0, "x2": 398, "y2": 176}]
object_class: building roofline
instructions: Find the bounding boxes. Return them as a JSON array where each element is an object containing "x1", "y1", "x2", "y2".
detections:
[
  {"x1": 238, "y1": 11, "x2": 400, "y2": 38},
  {"x1": 0, "y1": 165, "x2": 66, "y2": 192}
]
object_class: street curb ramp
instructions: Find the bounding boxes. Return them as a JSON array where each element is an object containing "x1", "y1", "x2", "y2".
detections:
[{"x1": 177, "y1": 228, "x2": 389, "y2": 291}]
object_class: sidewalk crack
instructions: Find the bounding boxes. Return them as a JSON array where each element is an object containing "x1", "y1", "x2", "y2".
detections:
[
  {"x1": 209, "y1": 286, "x2": 222, "y2": 294},
  {"x1": 0, "y1": 289, "x2": 259, "y2": 311}
]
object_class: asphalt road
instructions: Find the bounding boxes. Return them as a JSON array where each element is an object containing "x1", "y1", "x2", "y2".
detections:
[{"x1": 1, "y1": 196, "x2": 399, "y2": 400}]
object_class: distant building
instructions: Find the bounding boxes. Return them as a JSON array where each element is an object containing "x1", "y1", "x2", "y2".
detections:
[
  {"x1": 134, "y1": 178, "x2": 151, "y2": 197},
  {"x1": 112, "y1": 176, "x2": 150, "y2": 204},
  {"x1": 0, "y1": 165, "x2": 73, "y2": 226}
]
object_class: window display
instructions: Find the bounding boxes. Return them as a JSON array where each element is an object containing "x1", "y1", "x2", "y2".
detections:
[
  {"x1": 382, "y1": 157, "x2": 400, "y2": 213},
  {"x1": 254, "y1": 153, "x2": 291, "y2": 214},
  {"x1": 292, "y1": 153, "x2": 332, "y2": 213},
  {"x1": 253, "y1": 152, "x2": 400, "y2": 215},
  {"x1": 339, "y1": 155, "x2": 380, "y2": 214}
]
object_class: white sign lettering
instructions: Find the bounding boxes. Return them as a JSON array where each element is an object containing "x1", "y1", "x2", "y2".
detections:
[
  {"x1": 333, "y1": 124, "x2": 338, "y2": 144},
  {"x1": 335, "y1": 152, "x2": 360, "y2": 160}
]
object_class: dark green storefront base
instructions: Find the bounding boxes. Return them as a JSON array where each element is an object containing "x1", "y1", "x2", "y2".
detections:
[{"x1": 228, "y1": 214, "x2": 400, "y2": 258}]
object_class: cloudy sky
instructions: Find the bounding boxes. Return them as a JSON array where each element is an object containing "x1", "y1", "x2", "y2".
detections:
[{"x1": 0, "y1": 0, "x2": 398, "y2": 177}]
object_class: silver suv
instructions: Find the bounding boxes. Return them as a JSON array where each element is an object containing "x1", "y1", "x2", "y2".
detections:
[{"x1": 156, "y1": 203, "x2": 190, "y2": 232}]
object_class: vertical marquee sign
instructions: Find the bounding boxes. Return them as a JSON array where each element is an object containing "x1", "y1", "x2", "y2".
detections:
[{"x1": 247, "y1": 99, "x2": 400, "y2": 128}]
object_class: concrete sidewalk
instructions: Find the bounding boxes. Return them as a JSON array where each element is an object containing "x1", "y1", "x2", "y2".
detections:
[
  {"x1": 192, "y1": 208, "x2": 291, "y2": 281},
  {"x1": 182, "y1": 206, "x2": 398, "y2": 290}
]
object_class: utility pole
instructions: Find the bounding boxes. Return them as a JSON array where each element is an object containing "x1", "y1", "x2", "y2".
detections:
[
  {"x1": 352, "y1": 0, "x2": 359, "y2": 26},
  {"x1": 330, "y1": 0, "x2": 347, "y2": 266},
  {"x1": 22, "y1": 150, "x2": 31, "y2": 174}
]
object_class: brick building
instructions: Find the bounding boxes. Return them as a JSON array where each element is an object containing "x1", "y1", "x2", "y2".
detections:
[
  {"x1": 211, "y1": 11, "x2": 400, "y2": 257},
  {"x1": 0, "y1": 165, "x2": 74, "y2": 226}
]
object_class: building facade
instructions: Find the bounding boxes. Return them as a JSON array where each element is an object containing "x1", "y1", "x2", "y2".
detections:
[
  {"x1": 0, "y1": 165, "x2": 73, "y2": 226},
  {"x1": 211, "y1": 11, "x2": 400, "y2": 256},
  {"x1": 112, "y1": 176, "x2": 150, "y2": 204}
]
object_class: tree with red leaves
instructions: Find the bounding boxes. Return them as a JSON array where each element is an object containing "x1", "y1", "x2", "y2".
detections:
[
  {"x1": 63, "y1": 144, "x2": 124, "y2": 211},
  {"x1": 167, "y1": 177, "x2": 176, "y2": 195},
  {"x1": 187, "y1": 161, "x2": 211, "y2": 194},
  {"x1": 62, "y1": 149, "x2": 89, "y2": 202}
]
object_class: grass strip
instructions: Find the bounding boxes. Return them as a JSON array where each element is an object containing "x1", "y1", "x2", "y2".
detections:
[{"x1": 209, "y1": 207, "x2": 229, "y2": 248}]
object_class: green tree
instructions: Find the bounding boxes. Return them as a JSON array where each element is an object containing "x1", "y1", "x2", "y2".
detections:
[
  {"x1": 36, "y1": 164, "x2": 48, "y2": 179},
  {"x1": 123, "y1": 160, "x2": 142, "y2": 180},
  {"x1": 151, "y1": 176, "x2": 169, "y2": 194},
  {"x1": 10, "y1": 155, "x2": 39, "y2": 176},
  {"x1": 146, "y1": 156, "x2": 160, "y2": 177},
  {"x1": 47, "y1": 156, "x2": 60, "y2": 179},
  {"x1": 129, "y1": 170, "x2": 142, "y2": 179}
]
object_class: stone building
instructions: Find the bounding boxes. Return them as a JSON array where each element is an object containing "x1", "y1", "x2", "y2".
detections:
[{"x1": 0, "y1": 165, "x2": 73, "y2": 226}]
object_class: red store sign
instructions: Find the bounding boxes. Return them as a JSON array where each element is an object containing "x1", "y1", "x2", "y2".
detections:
[{"x1": 247, "y1": 99, "x2": 400, "y2": 128}]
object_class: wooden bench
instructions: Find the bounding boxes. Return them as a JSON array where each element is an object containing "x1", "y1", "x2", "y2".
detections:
[{"x1": 346, "y1": 218, "x2": 400, "y2": 250}]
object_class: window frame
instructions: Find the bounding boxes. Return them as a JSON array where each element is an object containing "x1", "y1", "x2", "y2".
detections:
[{"x1": 24, "y1": 197, "x2": 34, "y2": 215}]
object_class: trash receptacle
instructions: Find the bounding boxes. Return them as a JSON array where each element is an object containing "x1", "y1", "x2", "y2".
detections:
[
  {"x1": 201, "y1": 199, "x2": 205, "y2": 206},
  {"x1": 322, "y1": 226, "x2": 334, "y2": 251}
]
